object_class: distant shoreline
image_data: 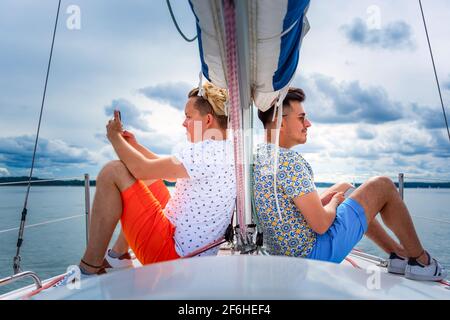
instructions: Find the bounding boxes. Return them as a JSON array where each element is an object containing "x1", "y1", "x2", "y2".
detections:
[
  {"x1": 1, "y1": 177, "x2": 449, "y2": 188},
  {"x1": 0, "y1": 176, "x2": 177, "y2": 187}
]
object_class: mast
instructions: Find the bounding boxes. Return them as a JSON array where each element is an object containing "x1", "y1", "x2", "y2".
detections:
[
  {"x1": 235, "y1": 0, "x2": 254, "y2": 232},
  {"x1": 223, "y1": 0, "x2": 256, "y2": 253}
]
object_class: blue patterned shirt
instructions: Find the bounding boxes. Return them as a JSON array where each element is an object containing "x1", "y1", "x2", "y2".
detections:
[{"x1": 253, "y1": 143, "x2": 317, "y2": 257}]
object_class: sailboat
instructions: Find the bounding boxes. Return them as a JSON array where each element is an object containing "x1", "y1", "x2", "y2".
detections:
[{"x1": 1, "y1": 0, "x2": 449, "y2": 300}]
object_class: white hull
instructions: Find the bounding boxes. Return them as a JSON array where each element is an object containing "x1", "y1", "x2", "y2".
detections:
[{"x1": 3, "y1": 252, "x2": 447, "y2": 300}]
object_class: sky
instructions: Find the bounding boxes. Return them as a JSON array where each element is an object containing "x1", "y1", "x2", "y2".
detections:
[{"x1": 0, "y1": 0, "x2": 449, "y2": 183}]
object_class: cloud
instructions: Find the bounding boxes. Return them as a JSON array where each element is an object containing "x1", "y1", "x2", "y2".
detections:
[
  {"x1": 136, "y1": 132, "x2": 183, "y2": 155},
  {"x1": 0, "y1": 167, "x2": 10, "y2": 177},
  {"x1": 104, "y1": 99, "x2": 151, "y2": 131},
  {"x1": 0, "y1": 135, "x2": 97, "y2": 169},
  {"x1": 138, "y1": 82, "x2": 193, "y2": 110},
  {"x1": 295, "y1": 73, "x2": 446, "y2": 138},
  {"x1": 356, "y1": 126, "x2": 377, "y2": 140},
  {"x1": 294, "y1": 74, "x2": 403, "y2": 124},
  {"x1": 341, "y1": 18, "x2": 415, "y2": 50},
  {"x1": 431, "y1": 130, "x2": 450, "y2": 158},
  {"x1": 327, "y1": 123, "x2": 445, "y2": 160},
  {"x1": 444, "y1": 76, "x2": 450, "y2": 91},
  {"x1": 411, "y1": 103, "x2": 448, "y2": 129},
  {"x1": 288, "y1": 73, "x2": 449, "y2": 181}
]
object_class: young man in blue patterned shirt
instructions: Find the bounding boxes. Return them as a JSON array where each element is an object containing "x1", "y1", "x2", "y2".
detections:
[{"x1": 252, "y1": 87, "x2": 446, "y2": 281}]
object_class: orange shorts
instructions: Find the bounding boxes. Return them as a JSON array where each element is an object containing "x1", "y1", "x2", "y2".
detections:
[{"x1": 120, "y1": 179, "x2": 180, "y2": 265}]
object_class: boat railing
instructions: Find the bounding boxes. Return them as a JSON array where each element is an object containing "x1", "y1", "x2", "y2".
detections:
[
  {"x1": 0, "y1": 271, "x2": 42, "y2": 291},
  {"x1": 350, "y1": 249, "x2": 388, "y2": 267}
]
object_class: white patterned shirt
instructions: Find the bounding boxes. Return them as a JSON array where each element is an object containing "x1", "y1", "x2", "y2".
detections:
[{"x1": 164, "y1": 139, "x2": 236, "y2": 257}]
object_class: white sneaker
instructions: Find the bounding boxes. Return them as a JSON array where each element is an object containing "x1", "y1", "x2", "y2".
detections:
[
  {"x1": 404, "y1": 252, "x2": 447, "y2": 281},
  {"x1": 103, "y1": 249, "x2": 134, "y2": 270},
  {"x1": 387, "y1": 252, "x2": 407, "y2": 275}
]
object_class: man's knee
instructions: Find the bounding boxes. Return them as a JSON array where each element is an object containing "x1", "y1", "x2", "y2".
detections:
[
  {"x1": 98, "y1": 160, "x2": 129, "y2": 181},
  {"x1": 368, "y1": 176, "x2": 396, "y2": 191}
]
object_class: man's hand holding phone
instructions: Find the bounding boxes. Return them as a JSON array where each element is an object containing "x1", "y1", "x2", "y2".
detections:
[{"x1": 106, "y1": 109, "x2": 124, "y2": 142}]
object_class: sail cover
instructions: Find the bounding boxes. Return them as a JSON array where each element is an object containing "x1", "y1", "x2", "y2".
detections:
[{"x1": 189, "y1": 0, "x2": 310, "y2": 111}]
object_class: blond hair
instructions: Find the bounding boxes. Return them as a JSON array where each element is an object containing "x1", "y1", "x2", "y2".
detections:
[{"x1": 188, "y1": 82, "x2": 228, "y2": 129}]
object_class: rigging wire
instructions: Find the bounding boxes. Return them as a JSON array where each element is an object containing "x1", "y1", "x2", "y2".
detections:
[
  {"x1": 418, "y1": 0, "x2": 450, "y2": 143},
  {"x1": 166, "y1": 0, "x2": 198, "y2": 42},
  {"x1": 13, "y1": 0, "x2": 62, "y2": 274},
  {"x1": 0, "y1": 215, "x2": 84, "y2": 235}
]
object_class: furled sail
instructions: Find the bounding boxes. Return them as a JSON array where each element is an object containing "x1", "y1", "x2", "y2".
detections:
[{"x1": 189, "y1": 0, "x2": 310, "y2": 111}]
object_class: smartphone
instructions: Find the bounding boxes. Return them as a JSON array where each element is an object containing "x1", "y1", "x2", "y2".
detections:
[{"x1": 344, "y1": 186, "x2": 356, "y2": 198}]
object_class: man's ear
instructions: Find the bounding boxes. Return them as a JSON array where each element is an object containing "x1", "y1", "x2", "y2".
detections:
[
  {"x1": 206, "y1": 114, "x2": 213, "y2": 128},
  {"x1": 280, "y1": 116, "x2": 286, "y2": 128}
]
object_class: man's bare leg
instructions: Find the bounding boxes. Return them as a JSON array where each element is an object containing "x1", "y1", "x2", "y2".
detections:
[
  {"x1": 81, "y1": 160, "x2": 136, "y2": 273},
  {"x1": 109, "y1": 179, "x2": 157, "y2": 256},
  {"x1": 365, "y1": 219, "x2": 407, "y2": 256},
  {"x1": 323, "y1": 182, "x2": 406, "y2": 257},
  {"x1": 350, "y1": 176, "x2": 429, "y2": 265},
  {"x1": 110, "y1": 229, "x2": 130, "y2": 256}
]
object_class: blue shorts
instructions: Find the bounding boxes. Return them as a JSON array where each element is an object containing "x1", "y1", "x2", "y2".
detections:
[{"x1": 306, "y1": 197, "x2": 368, "y2": 263}]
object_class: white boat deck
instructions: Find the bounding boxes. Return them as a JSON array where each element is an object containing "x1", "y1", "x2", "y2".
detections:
[{"x1": 2, "y1": 247, "x2": 448, "y2": 300}]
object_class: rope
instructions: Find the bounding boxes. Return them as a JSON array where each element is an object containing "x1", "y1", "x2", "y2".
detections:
[
  {"x1": 166, "y1": 0, "x2": 197, "y2": 42},
  {"x1": 271, "y1": 86, "x2": 291, "y2": 221},
  {"x1": 13, "y1": 0, "x2": 61, "y2": 274},
  {"x1": 344, "y1": 257, "x2": 362, "y2": 269},
  {"x1": 0, "y1": 215, "x2": 83, "y2": 234},
  {"x1": 182, "y1": 238, "x2": 227, "y2": 259},
  {"x1": 418, "y1": 0, "x2": 450, "y2": 143},
  {"x1": 223, "y1": 0, "x2": 246, "y2": 235},
  {"x1": 22, "y1": 274, "x2": 66, "y2": 300},
  {"x1": 272, "y1": 101, "x2": 284, "y2": 221},
  {"x1": 440, "y1": 279, "x2": 450, "y2": 287}
]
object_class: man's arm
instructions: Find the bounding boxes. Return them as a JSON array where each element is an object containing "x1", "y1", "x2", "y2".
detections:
[
  {"x1": 121, "y1": 130, "x2": 178, "y2": 182},
  {"x1": 112, "y1": 134, "x2": 189, "y2": 180},
  {"x1": 132, "y1": 143, "x2": 159, "y2": 160},
  {"x1": 293, "y1": 191, "x2": 344, "y2": 234},
  {"x1": 107, "y1": 115, "x2": 189, "y2": 181}
]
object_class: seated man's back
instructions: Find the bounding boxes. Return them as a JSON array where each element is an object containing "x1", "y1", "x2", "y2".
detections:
[{"x1": 253, "y1": 143, "x2": 317, "y2": 257}]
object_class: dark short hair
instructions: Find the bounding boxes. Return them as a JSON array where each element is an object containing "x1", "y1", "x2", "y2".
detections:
[{"x1": 257, "y1": 87, "x2": 305, "y2": 128}]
